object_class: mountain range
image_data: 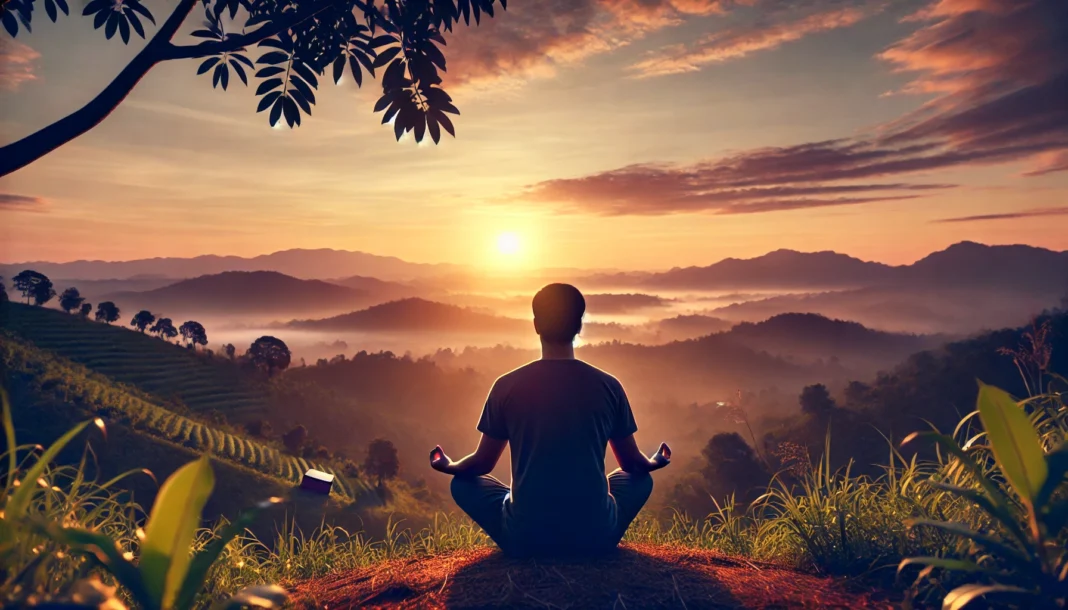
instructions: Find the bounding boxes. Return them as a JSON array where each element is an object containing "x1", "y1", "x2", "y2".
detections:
[
  {"x1": 5, "y1": 242, "x2": 1065, "y2": 294},
  {"x1": 0, "y1": 248, "x2": 457, "y2": 282},
  {"x1": 581, "y1": 242, "x2": 1068, "y2": 293}
]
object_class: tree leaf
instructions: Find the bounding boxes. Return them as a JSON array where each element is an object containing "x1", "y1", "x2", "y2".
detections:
[
  {"x1": 288, "y1": 89, "x2": 312, "y2": 115},
  {"x1": 198, "y1": 57, "x2": 221, "y2": 75},
  {"x1": 255, "y1": 66, "x2": 285, "y2": 78},
  {"x1": 139, "y1": 456, "x2": 215, "y2": 610},
  {"x1": 291, "y1": 61, "x2": 318, "y2": 88},
  {"x1": 348, "y1": 55, "x2": 364, "y2": 87},
  {"x1": 118, "y1": 14, "x2": 130, "y2": 43},
  {"x1": 256, "y1": 91, "x2": 281, "y2": 112},
  {"x1": 126, "y1": 9, "x2": 145, "y2": 38},
  {"x1": 373, "y1": 46, "x2": 400, "y2": 68},
  {"x1": 44, "y1": 0, "x2": 57, "y2": 23},
  {"x1": 977, "y1": 382, "x2": 1047, "y2": 504},
  {"x1": 435, "y1": 110, "x2": 455, "y2": 136},
  {"x1": 230, "y1": 59, "x2": 248, "y2": 85},
  {"x1": 427, "y1": 115, "x2": 440, "y2": 144},
  {"x1": 269, "y1": 98, "x2": 283, "y2": 126},
  {"x1": 257, "y1": 51, "x2": 290, "y2": 65},
  {"x1": 255, "y1": 78, "x2": 283, "y2": 95},
  {"x1": 125, "y1": 0, "x2": 154, "y2": 24},
  {"x1": 288, "y1": 75, "x2": 315, "y2": 105},
  {"x1": 104, "y1": 13, "x2": 119, "y2": 39}
]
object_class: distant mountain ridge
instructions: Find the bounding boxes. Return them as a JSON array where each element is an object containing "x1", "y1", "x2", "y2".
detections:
[
  {"x1": 288, "y1": 297, "x2": 528, "y2": 334},
  {"x1": 103, "y1": 271, "x2": 369, "y2": 315},
  {"x1": 0, "y1": 248, "x2": 460, "y2": 281},
  {"x1": 583, "y1": 242, "x2": 1068, "y2": 292}
]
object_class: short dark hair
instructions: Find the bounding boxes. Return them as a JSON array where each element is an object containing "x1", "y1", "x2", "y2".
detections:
[{"x1": 532, "y1": 283, "x2": 585, "y2": 343}]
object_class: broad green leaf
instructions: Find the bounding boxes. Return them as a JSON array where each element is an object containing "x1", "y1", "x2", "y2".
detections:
[
  {"x1": 140, "y1": 456, "x2": 214, "y2": 610},
  {"x1": 976, "y1": 383, "x2": 1047, "y2": 504},
  {"x1": 942, "y1": 583, "x2": 1031, "y2": 610}
]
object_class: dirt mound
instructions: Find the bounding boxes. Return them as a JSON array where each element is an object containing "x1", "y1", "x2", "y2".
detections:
[{"x1": 290, "y1": 543, "x2": 895, "y2": 609}]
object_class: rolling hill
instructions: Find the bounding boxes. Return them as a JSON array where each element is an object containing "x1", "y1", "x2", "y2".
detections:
[
  {"x1": 102, "y1": 270, "x2": 370, "y2": 316},
  {"x1": 719, "y1": 313, "x2": 942, "y2": 365},
  {"x1": 2, "y1": 302, "x2": 270, "y2": 419},
  {"x1": 288, "y1": 298, "x2": 529, "y2": 334}
]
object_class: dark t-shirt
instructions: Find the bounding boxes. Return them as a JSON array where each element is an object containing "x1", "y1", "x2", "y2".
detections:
[{"x1": 477, "y1": 359, "x2": 637, "y2": 539}]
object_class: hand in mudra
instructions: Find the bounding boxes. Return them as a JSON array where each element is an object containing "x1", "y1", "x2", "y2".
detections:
[
  {"x1": 650, "y1": 442, "x2": 671, "y2": 470},
  {"x1": 429, "y1": 445, "x2": 452, "y2": 473}
]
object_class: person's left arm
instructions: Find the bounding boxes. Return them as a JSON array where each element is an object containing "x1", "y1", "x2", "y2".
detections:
[{"x1": 429, "y1": 435, "x2": 506, "y2": 476}]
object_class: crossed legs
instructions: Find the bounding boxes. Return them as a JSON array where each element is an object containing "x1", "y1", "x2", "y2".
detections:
[{"x1": 450, "y1": 471, "x2": 653, "y2": 555}]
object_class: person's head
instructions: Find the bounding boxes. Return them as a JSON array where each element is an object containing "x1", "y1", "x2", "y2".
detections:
[{"x1": 532, "y1": 283, "x2": 585, "y2": 345}]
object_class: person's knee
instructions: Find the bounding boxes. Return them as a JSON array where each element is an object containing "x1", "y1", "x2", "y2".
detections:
[
  {"x1": 634, "y1": 471, "x2": 654, "y2": 499},
  {"x1": 450, "y1": 475, "x2": 479, "y2": 509}
]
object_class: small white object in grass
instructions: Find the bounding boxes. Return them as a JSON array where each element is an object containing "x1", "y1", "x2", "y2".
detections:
[{"x1": 305, "y1": 469, "x2": 334, "y2": 483}]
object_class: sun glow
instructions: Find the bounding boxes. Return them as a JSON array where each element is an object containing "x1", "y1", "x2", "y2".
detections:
[{"x1": 497, "y1": 232, "x2": 521, "y2": 256}]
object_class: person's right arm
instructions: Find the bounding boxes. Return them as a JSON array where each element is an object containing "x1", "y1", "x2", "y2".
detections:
[
  {"x1": 429, "y1": 435, "x2": 506, "y2": 477},
  {"x1": 610, "y1": 435, "x2": 671, "y2": 473}
]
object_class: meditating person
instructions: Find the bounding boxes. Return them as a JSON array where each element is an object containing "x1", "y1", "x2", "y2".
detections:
[{"x1": 428, "y1": 283, "x2": 671, "y2": 557}]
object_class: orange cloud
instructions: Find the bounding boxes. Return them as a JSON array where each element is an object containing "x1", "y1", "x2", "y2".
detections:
[
  {"x1": 628, "y1": 6, "x2": 871, "y2": 77},
  {"x1": 441, "y1": 0, "x2": 743, "y2": 87},
  {"x1": 520, "y1": 0, "x2": 1068, "y2": 215},
  {"x1": 0, "y1": 40, "x2": 40, "y2": 91}
]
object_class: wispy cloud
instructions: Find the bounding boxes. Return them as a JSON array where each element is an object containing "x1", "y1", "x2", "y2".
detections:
[
  {"x1": 0, "y1": 40, "x2": 40, "y2": 91},
  {"x1": 934, "y1": 207, "x2": 1068, "y2": 224},
  {"x1": 628, "y1": 5, "x2": 872, "y2": 78},
  {"x1": 442, "y1": 0, "x2": 796, "y2": 87},
  {"x1": 520, "y1": 0, "x2": 1068, "y2": 215},
  {"x1": 0, "y1": 193, "x2": 47, "y2": 211}
]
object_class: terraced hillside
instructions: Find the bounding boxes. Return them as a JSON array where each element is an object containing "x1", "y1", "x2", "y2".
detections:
[
  {"x1": 1, "y1": 303, "x2": 268, "y2": 420},
  {"x1": 0, "y1": 334, "x2": 373, "y2": 503}
]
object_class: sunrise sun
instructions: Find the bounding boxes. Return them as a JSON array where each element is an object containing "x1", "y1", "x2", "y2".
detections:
[{"x1": 497, "y1": 232, "x2": 521, "y2": 256}]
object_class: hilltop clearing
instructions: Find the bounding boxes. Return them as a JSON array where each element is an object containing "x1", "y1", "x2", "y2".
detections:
[{"x1": 291, "y1": 544, "x2": 892, "y2": 609}]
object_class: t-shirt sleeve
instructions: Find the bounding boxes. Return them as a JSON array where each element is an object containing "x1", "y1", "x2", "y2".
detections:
[
  {"x1": 476, "y1": 380, "x2": 509, "y2": 441},
  {"x1": 610, "y1": 380, "x2": 638, "y2": 440}
]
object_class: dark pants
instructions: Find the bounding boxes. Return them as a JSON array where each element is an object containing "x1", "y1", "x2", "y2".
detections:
[{"x1": 451, "y1": 469, "x2": 653, "y2": 557}]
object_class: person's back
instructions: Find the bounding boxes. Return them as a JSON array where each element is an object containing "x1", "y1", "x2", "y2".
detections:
[
  {"x1": 481, "y1": 359, "x2": 635, "y2": 547},
  {"x1": 429, "y1": 283, "x2": 671, "y2": 557}
]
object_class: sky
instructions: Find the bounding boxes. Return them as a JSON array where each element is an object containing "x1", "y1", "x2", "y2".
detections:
[{"x1": 1, "y1": 0, "x2": 1066, "y2": 271}]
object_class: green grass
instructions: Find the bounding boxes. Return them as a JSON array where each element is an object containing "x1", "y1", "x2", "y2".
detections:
[
  {"x1": 2, "y1": 303, "x2": 268, "y2": 420},
  {"x1": 0, "y1": 335, "x2": 374, "y2": 503}
]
